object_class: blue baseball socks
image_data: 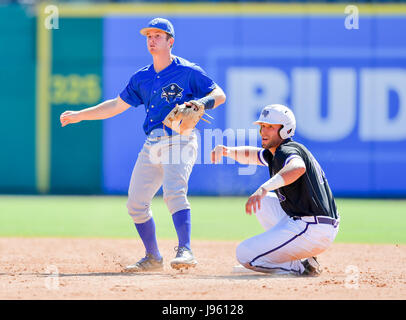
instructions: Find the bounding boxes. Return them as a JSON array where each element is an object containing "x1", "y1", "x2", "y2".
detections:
[
  {"x1": 172, "y1": 209, "x2": 191, "y2": 250},
  {"x1": 135, "y1": 209, "x2": 191, "y2": 259},
  {"x1": 134, "y1": 217, "x2": 162, "y2": 260}
]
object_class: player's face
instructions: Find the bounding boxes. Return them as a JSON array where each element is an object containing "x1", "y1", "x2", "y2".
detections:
[
  {"x1": 146, "y1": 30, "x2": 173, "y2": 54},
  {"x1": 259, "y1": 123, "x2": 283, "y2": 149}
]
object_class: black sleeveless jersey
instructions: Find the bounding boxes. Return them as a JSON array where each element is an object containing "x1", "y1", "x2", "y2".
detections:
[{"x1": 261, "y1": 139, "x2": 338, "y2": 218}]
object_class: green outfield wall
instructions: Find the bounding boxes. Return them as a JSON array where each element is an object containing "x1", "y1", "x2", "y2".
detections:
[
  {"x1": 0, "y1": 5, "x2": 36, "y2": 193},
  {"x1": 50, "y1": 18, "x2": 103, "y2": 194},
  {"x1": 0, "y1": 5, "x2": 103, "y2": 194}
]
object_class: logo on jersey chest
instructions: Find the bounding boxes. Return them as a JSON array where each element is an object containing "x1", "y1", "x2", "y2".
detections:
[
  {"x1": 275, "y1": 189, "x2": 286, "y2": 202},
  {"x1": 161, "y1": 83, "x2": 184, "y2": 103}
]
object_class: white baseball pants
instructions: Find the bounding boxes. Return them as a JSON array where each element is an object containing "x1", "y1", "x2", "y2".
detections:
[
  {"x1": 127, "y1": 133, "x2": 198, "y2": 223},
  {"x1": 236, "y1": 192, "x2": 339, "y2": 275}
]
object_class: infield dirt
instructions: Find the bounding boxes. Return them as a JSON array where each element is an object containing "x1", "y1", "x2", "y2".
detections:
[{"x1": 0, "y1": 238, "x2": 405, "y2": 300}]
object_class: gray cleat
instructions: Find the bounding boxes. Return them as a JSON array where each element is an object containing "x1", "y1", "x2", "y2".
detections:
[
  {"x1": 301, "y1": 256, "x2": 322, "y2": 277},
  {"x1": 170, "y1": 246, "x2": 197, "y2": 270},
  {"x1": 124, "y1": 253, "x2": 163, "y2": 272}
]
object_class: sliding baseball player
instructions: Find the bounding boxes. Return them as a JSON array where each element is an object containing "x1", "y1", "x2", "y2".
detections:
[{"x1": 211, "y1": 104, "x2": 339, "y2": 276}]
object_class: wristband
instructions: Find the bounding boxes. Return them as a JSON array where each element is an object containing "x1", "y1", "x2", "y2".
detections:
[
  {"x1": 198, "y1": 96, "x2": 215, "y2": 110},
  {"x1": 260, "y1": 173, "x2": 285, "y2": 192}
]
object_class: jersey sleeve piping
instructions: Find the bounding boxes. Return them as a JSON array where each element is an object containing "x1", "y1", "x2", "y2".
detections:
[
  {"x1": 283, "y1": 154, "x2": 303, "y2": 167},
  {"x1": 258, "y1": 149, "x2": 268, "y2": 166}
]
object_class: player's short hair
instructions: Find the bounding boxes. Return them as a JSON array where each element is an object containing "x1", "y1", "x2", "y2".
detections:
[{"x1": 167, "y1": 33, "x2": 174, "y2": 49}]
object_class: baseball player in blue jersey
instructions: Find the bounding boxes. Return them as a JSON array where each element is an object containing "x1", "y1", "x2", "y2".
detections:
[{"x1": 60, "y1": 18, "x2": 226, "y2": 272}]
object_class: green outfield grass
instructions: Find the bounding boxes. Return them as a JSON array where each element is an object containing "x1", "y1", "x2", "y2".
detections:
[{"x1": 0, "y1": 196, "x2": 405, "y2": 244}]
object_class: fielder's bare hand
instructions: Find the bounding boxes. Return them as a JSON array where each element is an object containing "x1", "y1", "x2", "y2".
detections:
[
  {"x1": 184, "y1": 100, "x2": 201, "y2": 111},
  {"x1": 60, "y1": 111, "x2": 82, "y2": 127},
  {"x1": 245, "y1": 187, "x2": 267, "y2": 215},
  {"x1": 211, "y1": 145, "x2": 228, "y2": 164}
]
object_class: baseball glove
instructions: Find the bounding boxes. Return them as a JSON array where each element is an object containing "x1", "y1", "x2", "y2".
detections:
[{"x1": 163, "y1": 100, "x2": 210, "y2": 135}]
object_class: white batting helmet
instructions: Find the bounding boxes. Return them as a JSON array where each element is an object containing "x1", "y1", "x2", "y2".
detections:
[{"x1": 254, "y1": 104, "x2": 296, "y2": 139}]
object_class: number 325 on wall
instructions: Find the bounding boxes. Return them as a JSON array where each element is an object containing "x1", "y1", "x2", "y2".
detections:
[{"x1": 50, "y1": 74, "x2": 101, "y2": 105}]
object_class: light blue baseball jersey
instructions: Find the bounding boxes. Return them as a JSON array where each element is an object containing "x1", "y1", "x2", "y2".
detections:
[{"x1": 120, "y1": 56, "x2": 217, "y2": 136}]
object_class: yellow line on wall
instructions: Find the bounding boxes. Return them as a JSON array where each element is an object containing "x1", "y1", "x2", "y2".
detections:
[
  {"x1": 57, "y1": 3, "x2": 406, "y2": 17},
  {"x1": 36, "y1": 4, "x2": 52, "y2": 194}
]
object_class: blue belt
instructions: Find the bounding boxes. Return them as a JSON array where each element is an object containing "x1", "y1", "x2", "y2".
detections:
[
  {"x1": 147, "y1": 129, "x2": 176, "y2": 142},
  {"x1": 147, "y1": 134, "x2": 170, "y2": 142}
]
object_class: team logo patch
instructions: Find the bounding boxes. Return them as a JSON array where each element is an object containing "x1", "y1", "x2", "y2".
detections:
[
  {"x1": 262, "y1": 110, "x2": 270, "y2": 117},
  {"x1": 275, "y1": 190, "x2": 286, "y2": 202},
  {"x1": 161, "y1": 83, "x2": 184, "y2": 103}
]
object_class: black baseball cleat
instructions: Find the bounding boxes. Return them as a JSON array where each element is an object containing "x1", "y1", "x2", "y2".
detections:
[
  {"x1": 124, "y1": 253, "x2": 164, "y2": 272},
  {"x1": 170, "y1": 246, "x2": 197, "y2": 270},
  {"x1": 301, "y1": 256, "x2": 322, "y2": 277}
]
